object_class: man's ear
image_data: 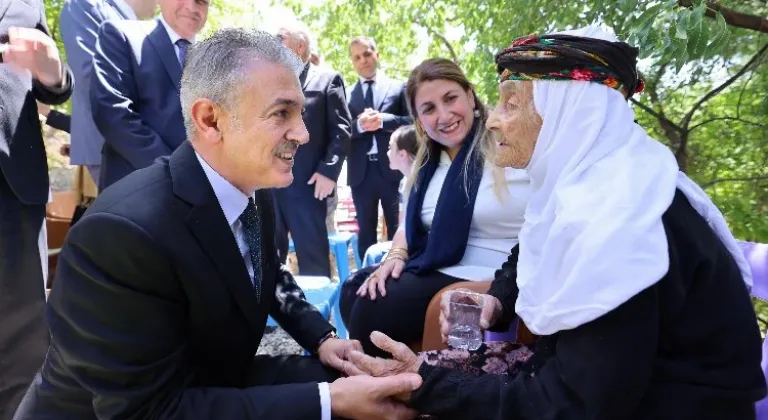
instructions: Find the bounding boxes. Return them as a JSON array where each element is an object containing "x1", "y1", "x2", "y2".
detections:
[{"x1": 190, "y1": 98, "x2": 222, "y2": 144}]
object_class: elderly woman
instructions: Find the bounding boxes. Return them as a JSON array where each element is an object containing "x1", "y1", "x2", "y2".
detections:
[
  {"x1": 348, "y1": 26, "x2": 766, "y2": 419},
  {"x1": 340, "y1": 58, "x2": 531, "y2": 358}
]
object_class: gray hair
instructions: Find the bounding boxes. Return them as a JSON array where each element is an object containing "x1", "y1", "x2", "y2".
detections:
[
  {"x1": 278, "y1": 20, "x2": 313, "y2": 62},
  {"x1": 180, "y1": 28, "x2": 304, "y2": 140},
  {"x1": 349, "y1": 36, "x2": 377, "y2": 53}
]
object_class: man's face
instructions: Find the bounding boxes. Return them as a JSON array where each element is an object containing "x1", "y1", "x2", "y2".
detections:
[
  {"x1": 218, "y1": 62, "x2": 309, "y2": 191},
  {"x1": 349, "y1": 42, "x2": 379, "y2": 79},
  {"x1": 158, "y1": 0, "x2": 208, "y2": 40},
  {"x1": 278, "y1": 29, "x2": 308, "y2": 63},
  {"x1": 134, "y1": 0, "x2": 158, "y2": 20}
]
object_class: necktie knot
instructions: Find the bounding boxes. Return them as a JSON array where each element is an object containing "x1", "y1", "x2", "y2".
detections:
[{"x1": 239, "y1": 198, "x2": 259, "y2": 229}]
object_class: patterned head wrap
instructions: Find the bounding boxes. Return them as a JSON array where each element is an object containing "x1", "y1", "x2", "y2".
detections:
[{"x1": 495, "y1": 33, "x2": 645, "y2": 98}]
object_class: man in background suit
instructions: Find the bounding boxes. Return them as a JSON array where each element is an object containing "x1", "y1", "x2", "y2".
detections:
[
  {"x1": 0, "y1": 1, "x2": 74, "y2": 416},
  {"x1": 60, "y1": 0, "x2": 157, "y2": 184},
  {"x1": 347, "y1": 36, "x2": 412, "y2": 258},
  {"x1": 275, "y1": 21, "x2": 351, "y2": 277},
  {"x1": 91, "y1": 0, "x2": 208, "y2": 190},
  {"x1": 13, "y1": 28, "x2": 421, "y2": 420}
]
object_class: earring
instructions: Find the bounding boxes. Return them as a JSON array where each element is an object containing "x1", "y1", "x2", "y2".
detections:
[{"x1": 473, "y1": 109, "x2": 481, "y2": 118}]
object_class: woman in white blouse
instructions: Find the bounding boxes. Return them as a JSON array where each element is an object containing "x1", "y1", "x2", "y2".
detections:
[{"x1": 340, "y1": 58, "x2": 531, "y2": 358}]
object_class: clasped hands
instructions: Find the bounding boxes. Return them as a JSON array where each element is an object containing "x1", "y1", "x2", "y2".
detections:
[
  {"x1": 325, "y1": 290, "x2": 504, "y2": 419},
  {"x1": 359, "y1": 108, "x2": 383, "y2": 132}
]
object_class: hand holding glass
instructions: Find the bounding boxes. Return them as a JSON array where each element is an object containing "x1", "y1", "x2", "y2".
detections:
[{"x1": 446, "y1": 291, "x2": 485, "y2": 350}]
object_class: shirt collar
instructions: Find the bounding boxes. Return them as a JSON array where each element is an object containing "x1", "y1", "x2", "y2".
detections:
[
  {"x1": 194, "y1": 152, "x2": 250, "y2": 227},
  {"x1": 360, "y1": 72, "x2": 379, "y2": 84},
  {"x1": 158, "y1": 14, "x2": 194, "y2": 45}
]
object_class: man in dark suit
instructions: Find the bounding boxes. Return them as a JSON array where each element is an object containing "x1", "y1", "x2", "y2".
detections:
[
  {"x1": 13, "y1": 28, "x2": 421, "y2": 420},
  {"x1": 0, "y1": 1, "x2": 74, "y2": 417},
  {"x1": 90, "y1": 0, "x2": 208, "y2": 190},
  {"x1": 275, "y1": 22, "x2": 352, "y2": 277},
  {"x1": 346, "y1": 36, "x2": 412, "y2": 258},
  {"x1": 60, "y1": 0, "x2": 157, "y2": 184}
]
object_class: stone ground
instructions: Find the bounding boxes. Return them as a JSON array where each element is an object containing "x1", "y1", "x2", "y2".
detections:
[{"x1": 45, "y1": 127, "x2": 358, "y2": 357}]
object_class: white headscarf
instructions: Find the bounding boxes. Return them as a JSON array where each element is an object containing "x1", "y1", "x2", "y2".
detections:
[{"x1": 514, "y1": 26, "x2": 753, "y2": 336}]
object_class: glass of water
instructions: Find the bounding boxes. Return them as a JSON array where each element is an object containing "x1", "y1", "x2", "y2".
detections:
[{"x1": 447, "y1": 290, "x2": 485, "y2": 351}]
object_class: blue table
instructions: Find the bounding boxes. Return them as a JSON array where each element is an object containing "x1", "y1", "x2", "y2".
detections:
[{"x1": 266, "y1": 276, "x2": 348, "y2": 350}]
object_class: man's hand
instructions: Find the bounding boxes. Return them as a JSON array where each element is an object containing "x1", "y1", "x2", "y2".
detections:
[
  {"x1": 329, "y1": 374, "x2": 422, "y2": 420},
  {"x1": 317, "y1": 337, "x2": 365, "y2": 377},
  {"x1": 358, "y1": 109, "x2": 382, "y2": 132},
  {"x1": 3, "y1": 27, "x2": 63, "y2": 87},
  {"x1": 307, "y1": 173, "x2": 336, "y2": 200}
]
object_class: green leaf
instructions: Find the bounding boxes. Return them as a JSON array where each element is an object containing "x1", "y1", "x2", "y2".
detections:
[
  {"x1": 675, "y1": 9, "x2": 690, "y2": 40},
  {"x1": 672, "y1": 33, "x2": 689, "y2": 72},
  {"x1": 707, "y1": 12, "x2": 730, "y2": 54}
]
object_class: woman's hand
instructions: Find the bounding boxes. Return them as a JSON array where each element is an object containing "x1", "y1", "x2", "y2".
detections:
[
  {"x1": 348, "y1": 331, "x2": 423, "y2": 403},
  {"x1": 357, "y1": 250, "x2": 407, "y2": 300},
  {"x1": 439, "y1": 290, "x2": 503, "y2": 344}
]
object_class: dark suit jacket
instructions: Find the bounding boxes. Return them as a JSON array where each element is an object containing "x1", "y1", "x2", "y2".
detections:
[
  {"x1": 0, "y1": 0, "x2": 73, "y2": 205},
  {"x1": 14, "y1": 142, "x2": 336, "y2": 419},
  {"x1": 286, "y1": 63, "x2": 351, "y2": 196},
  {"x1": 346, "y1": 75, "x2": 411, "y2": 188},
  {"x1": 60, "y1": 0, "x2": 132, "y2": 166},
  {"x1": 91, "y1": 18, "x2": 186, "y2": 190}
]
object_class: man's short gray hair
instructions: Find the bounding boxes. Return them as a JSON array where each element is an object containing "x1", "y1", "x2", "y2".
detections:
[
  {"x1": 278, "y1": 20, "x2": 313, "y2": 62},
  {"x1": 180, "y1": 28, "x2": 304, "y2": 140}
]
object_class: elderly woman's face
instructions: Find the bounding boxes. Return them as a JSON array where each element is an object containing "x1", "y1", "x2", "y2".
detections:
[{"x1": 486, "y1": 80, "x2": 541, "y2": 168}]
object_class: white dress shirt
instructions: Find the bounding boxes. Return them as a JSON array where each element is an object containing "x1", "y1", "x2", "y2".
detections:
[
  {"x1": 158, "y1": 15, "x2": 194, "y2": 64},
  {"x1": 417, "y1": 151, "x2": 531, "y2": 281},
  {"x1": 194, "y1": 152, "x2": 331, "y2": 420},
  {"x1": 112, "y1": 0, "x2": 138, "y2": 20}
]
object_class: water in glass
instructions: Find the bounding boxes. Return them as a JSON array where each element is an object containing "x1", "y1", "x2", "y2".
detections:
[{"x1": 447, "y1": 292, "x2": 484, "y2": 350}]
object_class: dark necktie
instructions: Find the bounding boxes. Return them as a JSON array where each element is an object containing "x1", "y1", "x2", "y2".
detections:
[
  {"x1": 176, "y1": 39, "x2": 191, "y2": 67},
  {"x1": 239, "y1": 198, "x2": 262, "y2": 301},
  {"x1": 364, "y1": 80, "x2": 375, "y2": 109}
]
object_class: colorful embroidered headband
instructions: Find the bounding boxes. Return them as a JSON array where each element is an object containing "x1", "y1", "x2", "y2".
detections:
[{"x1": 495, "y1": 34, "x2": 645, "y2": 98}]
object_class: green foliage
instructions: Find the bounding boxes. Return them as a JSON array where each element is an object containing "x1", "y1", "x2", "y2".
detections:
[{"x1": 41, "y1": 0, "x2": 765, "y2": 241}]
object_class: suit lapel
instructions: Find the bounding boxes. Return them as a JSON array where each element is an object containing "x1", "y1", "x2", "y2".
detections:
[
  {"x1": 170, "y1": 142, "x2": 260, "y2": 327},
  {"x1": 374, "y1": 77, "x2": 392, "y2": 111},
  {"x1": 147, "y1": 20, "x2": 182, "y2": 91},
  {"x1": 301, "y1": 64, "x2": 316, "y2": 90}
]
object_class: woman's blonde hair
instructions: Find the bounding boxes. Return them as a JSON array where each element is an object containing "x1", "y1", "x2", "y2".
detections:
[{"x1": 403, "y1": 58, "x2": 506, "y2": 201}]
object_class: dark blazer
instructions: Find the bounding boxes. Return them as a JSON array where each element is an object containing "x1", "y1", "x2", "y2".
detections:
[
  {"x1": 346, "y1": 75, "x2": 411, "y2": 187},
  {"x1": 91, "y1": 18, "x2": 186, "y2": 190},
  {"x1": 287, "y1": 63, "x2": 351, "y2": 195},
  {"x1": 0, "y1": 0, "x2": 73, "y2": 205},
  {"x1": 60, "y1": 0, "x2": 133, "y2": 166},
  {"x1": 13, "y1": 142, "x2": 336, "y2": 419}
]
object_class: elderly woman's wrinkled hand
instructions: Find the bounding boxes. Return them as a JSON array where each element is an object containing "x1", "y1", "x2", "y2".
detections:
[
  {"x1": 440, "y1": 289, "x2": 503, "y2": 344},
  {"x1": 348, "y1": 332, "x2": 423, "y2": 402}
]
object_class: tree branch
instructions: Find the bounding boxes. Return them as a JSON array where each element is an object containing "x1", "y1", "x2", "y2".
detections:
[
  {"x1": 689, "y1": 116, "x2": 766, "y2": 131},
  {"x1": 681, "y1": 43, "x2": 768, "y2": 129},
  {"x1": 630, "y1": 98, "x2": 685, "y2": 135},
  {"x1": 701, "y1": 175, "x2": 768, "y2": 188},
  {"x1": 678, "y1": 0, "x2": 768, "y2": 34},
  {"x1": 413, "y1": 18, "x2": 459, "y2": 63}
]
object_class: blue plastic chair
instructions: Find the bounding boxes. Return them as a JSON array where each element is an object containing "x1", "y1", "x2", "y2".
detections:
[{"x1": 288, "y1": 232, "x2": 361, "y2": 280}]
